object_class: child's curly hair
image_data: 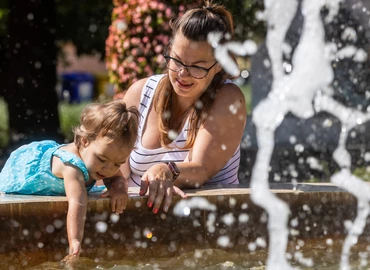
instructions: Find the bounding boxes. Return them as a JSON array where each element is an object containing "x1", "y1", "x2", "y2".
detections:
[{"x1": 73, "y1": 100, "x2": 139, "y2": 151}]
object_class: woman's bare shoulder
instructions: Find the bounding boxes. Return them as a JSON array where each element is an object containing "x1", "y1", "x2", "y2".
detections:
[
  {"x1": 219, "y1": 81, "x2": 245, "y2": 97},
  {"x1": 123, "y1": 77, "x2": 149, "y2": 108},
  {"x1": 213, "y1": 82, "x2": 246, "y2": 113}
]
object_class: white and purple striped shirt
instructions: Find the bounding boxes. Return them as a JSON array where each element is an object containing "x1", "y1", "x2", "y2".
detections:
[{"x1": 128, "y1": 74, "x2": 240, "y2": 187}]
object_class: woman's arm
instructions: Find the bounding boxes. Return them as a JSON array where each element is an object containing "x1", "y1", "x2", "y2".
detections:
[
  {"x1": 176, "y1": 83, "x2": 247, "y2": 188},
  {"x1": 62, "y1": 165, "x2": 88, "y2": 258},
  {"x1": 141, "y1": 83, "x2": 246, "y2": 212}
]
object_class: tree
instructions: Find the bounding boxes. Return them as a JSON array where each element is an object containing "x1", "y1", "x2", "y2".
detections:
[
  {"x1": 55, "y1": 0, "x2": 114, "y2": 58},
  {"x1": 4, "y1": 0, "x2": 62, "y2": 151},
  {"x1": 0, "y1": 0, "x2": 114, "y2": 160}
]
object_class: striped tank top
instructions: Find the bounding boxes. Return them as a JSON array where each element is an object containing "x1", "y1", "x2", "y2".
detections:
[{"x1": 128, "y1": 74, "x2": 240, "y2": 187}]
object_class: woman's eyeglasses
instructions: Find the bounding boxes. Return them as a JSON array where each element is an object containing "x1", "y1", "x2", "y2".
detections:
[{"x1": 164, "y1": 55, "x2": 218, "y2": 79}]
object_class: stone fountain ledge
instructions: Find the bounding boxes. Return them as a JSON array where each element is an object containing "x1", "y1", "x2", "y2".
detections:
[
  {"x1": 0, "y1": 182, "x2": 345, "y2": 204},
  {"x1": 0, "y1": 182, "x2": 362, "y2": 268}
]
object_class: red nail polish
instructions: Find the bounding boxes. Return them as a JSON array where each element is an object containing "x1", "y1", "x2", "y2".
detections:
[
  {"x1": 148, "y1": 202, "x2": 153, "y2": 208},
  {"x1": 153, "y1": 208, "x2": 158, "y2": 214}
]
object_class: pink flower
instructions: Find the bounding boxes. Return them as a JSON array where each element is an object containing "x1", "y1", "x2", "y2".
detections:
[
  {"x1": 106, "y1": 0, "x2": 198, "y2": 92},
  {"x1": 142, "y1": 36, "x2": 149, "y2": 43},
  {"x1": 154, "y1": 45, "x2": 162, "y2": 54},
  {"x1": 138, "y1": 57, "x2": 146, "y2": 64}
]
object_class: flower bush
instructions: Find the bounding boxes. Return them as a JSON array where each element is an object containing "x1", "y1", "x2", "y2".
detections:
[{"x1": 106, "y1": 0, "x2": 201, "y2": 96}]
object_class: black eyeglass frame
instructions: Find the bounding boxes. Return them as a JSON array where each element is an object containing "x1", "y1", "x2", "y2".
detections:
[{"x1": 164, "y1": 55, "x2": 218, "y2": 79}]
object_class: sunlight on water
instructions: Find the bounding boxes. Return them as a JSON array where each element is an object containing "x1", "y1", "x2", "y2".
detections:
[{"x1": 27, "y1": 237, "x2": 370, "y2": 269}]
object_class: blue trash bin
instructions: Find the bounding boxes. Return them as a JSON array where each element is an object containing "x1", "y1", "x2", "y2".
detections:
[{"x1": 61, "y1": 72, "x2": 95, "y2": 103}]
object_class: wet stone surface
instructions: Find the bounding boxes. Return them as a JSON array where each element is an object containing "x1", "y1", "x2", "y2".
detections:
[{"x1": 0, "y1": 183, "x2": 361, "y2": 268}]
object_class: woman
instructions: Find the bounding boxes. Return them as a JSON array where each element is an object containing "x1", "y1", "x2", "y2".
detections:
[{"x1": 121, "y1": 0, "x2": 246, "y2": 214}]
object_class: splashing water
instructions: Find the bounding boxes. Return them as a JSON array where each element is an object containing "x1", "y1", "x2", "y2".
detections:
[
  {"x1": 175, "y1": 0, "x2": 370, "y2": 269},
  {"x1": 173, "y1": 197, "x2": 217, "y2": 217}
]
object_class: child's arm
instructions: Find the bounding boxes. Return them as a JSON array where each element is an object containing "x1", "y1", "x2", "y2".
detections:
[
  {"x1": 62, "y1": 165, "x2": 88, "y2": 258},
  {"x1": 101, "y1": 169, "x2": 128, "y2": 214}
]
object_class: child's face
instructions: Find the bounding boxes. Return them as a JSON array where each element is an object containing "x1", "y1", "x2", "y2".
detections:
[{"x1": 80, "y1": 137, "x2": 130, "y2": 180}]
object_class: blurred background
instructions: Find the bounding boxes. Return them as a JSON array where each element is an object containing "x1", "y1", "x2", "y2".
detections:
[{"x1": 0, "y1": 0, "x2": 264, "y2": 157}]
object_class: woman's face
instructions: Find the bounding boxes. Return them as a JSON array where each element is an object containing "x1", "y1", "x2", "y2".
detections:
[{"x1": 167, "y1": 32, "x2": 222, "y2": 100}]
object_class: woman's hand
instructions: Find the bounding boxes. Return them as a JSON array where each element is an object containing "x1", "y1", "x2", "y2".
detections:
[{"x1": 140, "y1": 163, "x2": 187, "y2": 213}]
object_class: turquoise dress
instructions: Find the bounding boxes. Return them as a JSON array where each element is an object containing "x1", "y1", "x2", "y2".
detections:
[{"x1": 0, "y1": 140, "x2": 99, "y2": 196}]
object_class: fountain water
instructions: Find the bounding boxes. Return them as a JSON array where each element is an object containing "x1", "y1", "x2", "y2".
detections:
[{"x1": 208, "y1": 0, "x2": 370, "y2": 269}]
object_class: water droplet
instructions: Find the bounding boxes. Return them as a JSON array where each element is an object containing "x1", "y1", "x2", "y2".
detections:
[
  {"x1": 195, "y1": 100, "x2": 203, "y2": 109},
  {"x1": 183, "y1": 206, "x2": 190, "y2": 216},
  {"x1": 89, "y1": 24, "x2": 97, "y2": 33},
  {"x1": 168, "y1": 129, "x2": 178, "y2": 140},
  {"x1": 46, "y1": 225, "x2": 55, "y2": 233},
  {"x1": 221, "y1": 213, "x2": 235, "y2": 226},
  {"x1": 326, "y1": 238, "x2": 333, "y2": 246},
  {"x1": 248, "y1": 242, "x2": 257, "y2": 251},
  {"x1": 238, "y1": 213, "x2": 249, "y2": 223},
  {"x1": 217, "y1": 235, "x2": 230, "y2": 247},
  {"x1": 95, "y1": 221, "x2": 108, "y2": 233},
  {"x1": 110, "y1": 213, "x2": 119, "y2": 223}
]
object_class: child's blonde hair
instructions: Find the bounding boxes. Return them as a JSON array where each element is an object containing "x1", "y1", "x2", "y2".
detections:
[{"x1": 73, "y1": 100, "x2": 139, "y2": 151}]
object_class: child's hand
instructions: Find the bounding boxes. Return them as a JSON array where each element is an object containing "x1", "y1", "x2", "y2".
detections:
[
  {"x1": 61, "y1": 254, "x2": 79, "y2": 266},
  {"x1": 61, "y1": 239, "x2": 81, "y2": 265},
  {"x1": 101, "y1": 175, "x2": 128, "y2": 214}
]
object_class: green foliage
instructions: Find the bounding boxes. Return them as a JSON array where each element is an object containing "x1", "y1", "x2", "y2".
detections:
[
  {"x1": 0, "y1": 98, "x2": 8, "y2": 147},
  {"x1": 222, "y1": 0, "x2": 266, "y2": 42},
  {"x1": 0, "y1": 7, "x2": 8, "y2": 37},
  {"x1": 59, "y1": 102, "x2": 89, "y2": 142},
  {"x1": 240, "y1": 84, "x2": 252, "y2": 114},
  {"x1": 353, "y1": 167, "x2": 370, "y2": 182}
]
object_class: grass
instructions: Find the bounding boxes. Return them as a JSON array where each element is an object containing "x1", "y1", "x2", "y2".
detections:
[
  {"x1": 0, "y1": 98, "x2": 89, "y2": 147},
  {"x1": 59, "y1": 101, "x2": 89, "y2": 142}
]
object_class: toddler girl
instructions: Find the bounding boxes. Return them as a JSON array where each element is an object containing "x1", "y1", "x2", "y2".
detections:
[{"x1": 0, "y1": 100, "x2": 139, "y2": 262}]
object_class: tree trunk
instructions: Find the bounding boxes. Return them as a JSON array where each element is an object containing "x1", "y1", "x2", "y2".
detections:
[{"x1": 6, "y1": 0, "x2": 63, "y2": 148}]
